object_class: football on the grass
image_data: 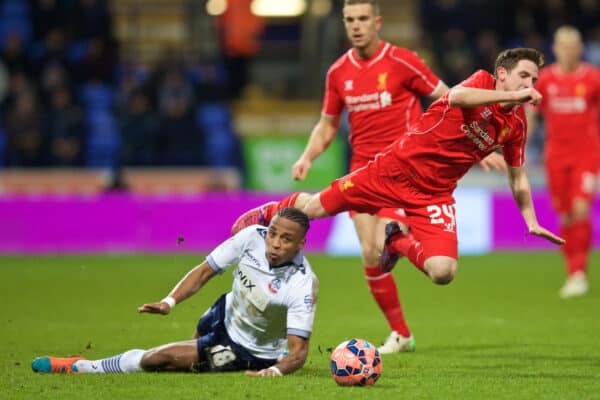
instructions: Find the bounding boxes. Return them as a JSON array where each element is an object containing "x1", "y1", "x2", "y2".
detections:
[{"x1": 330, "y1": 338, "x2": 382, "y2": 386}]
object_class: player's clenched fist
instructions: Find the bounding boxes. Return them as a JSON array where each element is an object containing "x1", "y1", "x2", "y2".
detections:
[
  {"x1": 292, "y1": 158, "x2": 311, "y2": 181},
  {"x1": 513, "y1": 87, "x2": 542, "y2": 105}
]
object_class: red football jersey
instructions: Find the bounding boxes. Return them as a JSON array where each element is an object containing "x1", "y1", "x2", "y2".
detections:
[
  {"x1": 535, "y1": 63, "x2": 600, "y2": 164},
  {"x1": 322, "y1": 41, "x2": 442, "y2": 161},
  {"x1": 390, "y1": 70, "x2": 527, "y2": 195}
]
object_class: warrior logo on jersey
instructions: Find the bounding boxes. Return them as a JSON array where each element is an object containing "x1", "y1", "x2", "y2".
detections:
[
  {"x1": 268, "y1": 277, "x2": 282, "y2": 294},
  {"x1": 497, "y1": 127, "x2": 511, "y2": 144},
  {"x1": 344, "y1": 80, "x2": 353, "y2": 91}
]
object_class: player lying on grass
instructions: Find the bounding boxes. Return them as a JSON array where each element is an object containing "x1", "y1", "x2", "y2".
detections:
[
  {"x1": 32, "y1": 208, "x2": 318, "y2": 377},
  {"x1": 232, "y1": 48, "x2": 564, "y2": 288}
]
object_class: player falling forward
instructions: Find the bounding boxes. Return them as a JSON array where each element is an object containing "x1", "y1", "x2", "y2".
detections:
[
  {"x1": 232, "y1": 48, "x2": 564, "y2": 300},
  {"x1": 32, "y1": 208, "x2": 318, "y2": 377},
  {"x1": 527, "y1": 26, "x2": 600, "y2": 298},
  {"x1": 234, "y1": 0, "x2": 504, "y2": 354}
]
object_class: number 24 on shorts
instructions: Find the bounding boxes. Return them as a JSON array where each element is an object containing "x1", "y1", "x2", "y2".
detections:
[{"x1": 426, "y1": 204, "x2": 456, "y2": 233}]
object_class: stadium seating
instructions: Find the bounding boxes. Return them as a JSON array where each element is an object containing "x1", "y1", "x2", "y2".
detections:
[
  {"x1": 0, "y1": 0, "x2": 31, "y2": 47},
  {"x1": 196, "y1": 103, "x2": 238, "y2": 167},
  {"x1": 85, "y1": 110, "x2": 121, "y2": 169}
]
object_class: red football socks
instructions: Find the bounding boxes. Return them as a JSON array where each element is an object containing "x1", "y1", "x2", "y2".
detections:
[
  {"x1": 561, "y1": 219, "x2": 591, "y2": 276},
  {"x1": 390, "y1": 234, "x2": 426, "y2": 274},
  {"x1": 364, "y1": 265, "x2": 410, "y2": 337}
]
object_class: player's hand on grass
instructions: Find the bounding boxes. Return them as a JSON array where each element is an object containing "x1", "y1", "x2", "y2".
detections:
[
  {"x1": 479, "y1": 152, "x2": 507, "y2": 173},
  {"x1": 528, "y1": 225, "x2": 565, "y2": 245},
  {"x1": 245, "y1": 367, "x2": 283, "y2": 377},
  {"x1": 137, "y1": 302, "x2": 171, "y2": 315},
  {"x1": 292, "y1": 158, "x2": 311, "y2": 181}
]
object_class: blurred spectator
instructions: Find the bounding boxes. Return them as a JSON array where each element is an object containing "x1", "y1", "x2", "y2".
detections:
[
  {"x1": 30, "y1": 0, "x2": 67, "y2": 41},
  {"x1": 30, "y1": 27, "x2": 71, "y2": 78},
  {"x1": 120, "y1": 89, "x2": 160, "y2": 166},
  {"x1": 217, "y1": 0, "x2": 265, "y2": 98},
  {"x1": 3, "y1": 89, "x2": 43, "y2": 166},
  {"x1": 77, "y1": 36, "x2": 118, "y2": 83},
  {"x1": 2, "y1": 70, "x2": 34, "y2": 113},
  {"x1": 43, "y1": 85, "x2": 85, "y2": 166},
  {"x1": 473, "y1": 30, "x2": 502, "y2": 72},
  {"x1": 439, "y1": 28, "x2": 475, "y2": 85},
  {"x1": 1, "y1": 32, "x2": 30, "y2": 75},
  {"x1": 115, "y1": 53, "x2": 150, "y2": 109},
  {"x1": 38, "y1": 61, "x2": 71, "y2": 104},
  {"x1": 156, "y1": 68, "x2": 203, "y2": 165}
]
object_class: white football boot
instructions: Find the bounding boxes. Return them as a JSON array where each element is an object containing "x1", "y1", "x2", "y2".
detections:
[
  {"x1": 559, "y1": 271, "x2": 589, "y2": 298},
  {"x1": 378, "y1": 331, "x2": 416, "y2": 354}
]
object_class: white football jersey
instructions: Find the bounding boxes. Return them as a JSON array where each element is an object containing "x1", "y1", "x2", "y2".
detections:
[{"x1": 206, "y1": 225, "x2": 318, "y2": 360}]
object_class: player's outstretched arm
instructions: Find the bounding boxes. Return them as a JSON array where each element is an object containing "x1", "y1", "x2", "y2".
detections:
[
  {"x1": 137, "y1": 262, "x2": 216, "y2": 314},
  {"x1": 449, "y1": 86, "x2": 542, "y2": 108},
  {"x1": 507, "y1": 166, "x2": 565, "y2": 245},
  {"x1": 245, "y1": 335, "x2": 309, "y2": 377},
  {"x1": 292, "y1": 115, "x2": 340, "y2": 181}
]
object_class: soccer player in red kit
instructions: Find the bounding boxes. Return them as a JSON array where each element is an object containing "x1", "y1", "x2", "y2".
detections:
[
  {"x1": 233, "y1": 48, "x2": 564, "y2": 301},
  {"x1": 290, "y1": 0, "x2": 447, "y2": 354},
  {"x1": 527, "y1": 26, "x2": 600, "y2": 298}
]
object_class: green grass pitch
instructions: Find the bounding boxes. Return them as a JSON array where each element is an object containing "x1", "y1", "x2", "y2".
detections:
[{"x1": 2, "y1": 252, "x2": 600, "y2": 399}]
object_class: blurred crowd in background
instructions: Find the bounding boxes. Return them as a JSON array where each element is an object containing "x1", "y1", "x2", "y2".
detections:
[{"x1": 0, "y1": 0, "x2": 598, "y2": 172}]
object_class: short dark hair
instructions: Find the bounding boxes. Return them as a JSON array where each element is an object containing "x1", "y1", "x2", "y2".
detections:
[
  {"x1": 276, "y1": 207, "x2": 310, "y2": 235},
  {"x1": 344, "y1": 0, "x2": 380, "y2": 15},
  {"x1": 494, "y1": 48, "x2": 544, "y2": 75}
]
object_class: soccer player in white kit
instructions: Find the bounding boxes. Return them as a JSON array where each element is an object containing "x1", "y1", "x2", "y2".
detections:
[{"x1": 32, "y1": 208, "x2": 318, "y2": 377}]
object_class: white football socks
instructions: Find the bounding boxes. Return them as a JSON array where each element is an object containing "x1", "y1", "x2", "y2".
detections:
[{"x1": 74, "y1": 349, "x2": 145, "y2": 373}]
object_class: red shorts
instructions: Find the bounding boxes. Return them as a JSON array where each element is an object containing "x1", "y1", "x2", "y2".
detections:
[
  {"x1": 545, "y1": 161, "x2": 599, "y2": 213},
  {"x1": 348, "y1": 155, "x2": 406, "y2": 221},
  {"x1": 321, "y1": 153, "x2": 457, "y2": 259}
]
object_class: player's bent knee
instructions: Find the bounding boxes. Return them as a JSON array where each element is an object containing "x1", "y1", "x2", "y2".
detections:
[
  {"x1": 360, "y1": 242, "x2": 380, "y2": 266},
  {"x1": 426, "y1": 257, "x2": 457, "y2": 285}
]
